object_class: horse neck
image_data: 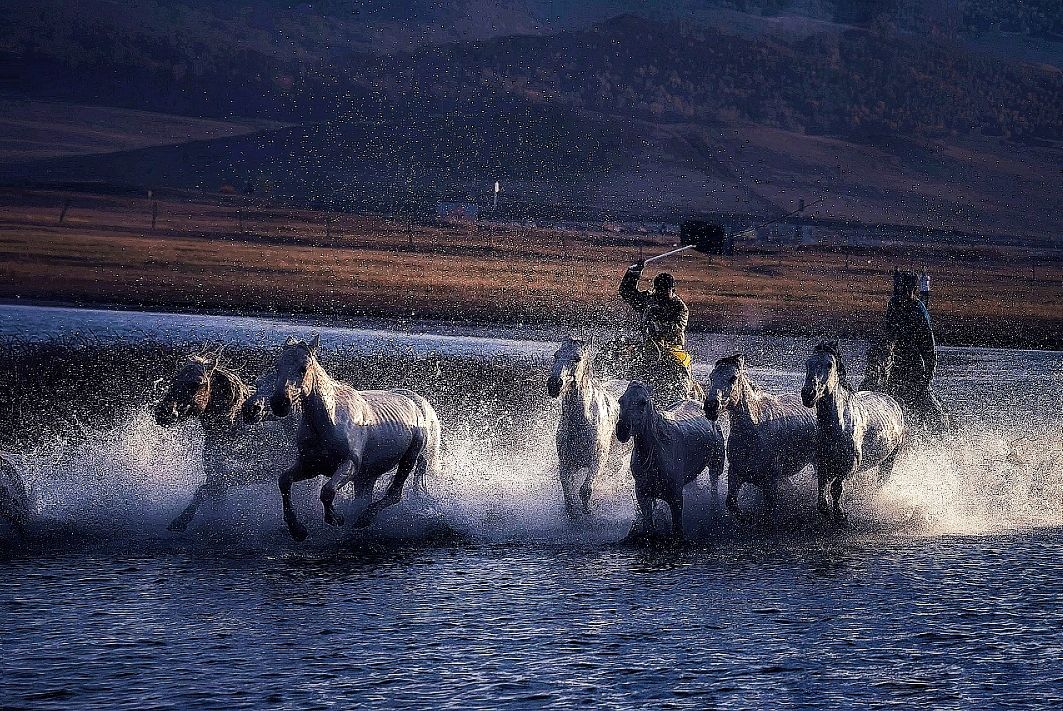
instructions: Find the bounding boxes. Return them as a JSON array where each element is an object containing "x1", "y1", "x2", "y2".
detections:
[
  {"x1": 203, "y1": 368, "x2": 248, "y2": 430},
  {"x1": 729, "y1": 375, "x2": 763, "y2": 431},
  {"x1": 560, "y1": 362, "x2": 596, "y2": 418},
  {"x1": 302, "y1": 361, "x2": 342, "y2": 431},
  {"x1": 814, "y1": 383, "x2": 851, "y2": 436},
  {"x1": 633, "y1": 401, "x2": 667, "y2": 457}
]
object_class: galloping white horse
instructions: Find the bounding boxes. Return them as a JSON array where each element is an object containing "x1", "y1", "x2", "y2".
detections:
[
  {"x1": 547, "y1": 337, "x2": 626, "y2": 517},
  {"x1": 704, "y1": 354, "x2": 816, "y2": 522},
  {"x1": 155, "y1": 350, "x2": 299, "y2": 532},
  {"x1": 268, "y1": 335, "x2": 441, "y2": 541},
  {"x1": 616, "y1": 382, "x2": 724, "y2": 540},
  {"x1": 0, "y1": 453, "x2": 29, "y2": 536},
  {"x1": 802, "y1": 341, "x2": 906, "y2": 521}
]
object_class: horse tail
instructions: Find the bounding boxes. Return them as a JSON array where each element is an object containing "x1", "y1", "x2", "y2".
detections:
[{"x1": 394, "y1": 389, "x2": 442, "y2": 494}]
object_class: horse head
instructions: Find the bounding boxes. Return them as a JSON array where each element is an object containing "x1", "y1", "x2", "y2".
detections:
[
  {"x1": 802, "y1": 340, "x2": 849, "y2": 408},
  {"x1": 155, "y1": 348, "x2": 222, "y2": 426},
  {"x1": 616, "y1": 381, "x2": 653, "y2": 443},
  {"x1": 242, "y1": 369, "x2": 277, "y2": 425},
  {"x1": 547, "y1": 337, "x2": 590, "y2": 398},
  {"x1": 270, "y1": 334, "x2": 320, "y2": 417},
  {"x1": 704, "y1": 353, "x2": 746, "y2": 421}
]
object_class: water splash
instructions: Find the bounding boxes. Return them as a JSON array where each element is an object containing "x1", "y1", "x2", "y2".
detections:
[
  {"x1": 4, "y1": 403, "x2": 1061, "y2": 549},
  {"x1": 872, "y1": 425, "x2": 1063, "y2": 534}
]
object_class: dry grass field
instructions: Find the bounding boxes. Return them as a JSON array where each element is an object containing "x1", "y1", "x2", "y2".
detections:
[{"x1": 0, "y1": 188, "x2": 1059, "y2": 348}]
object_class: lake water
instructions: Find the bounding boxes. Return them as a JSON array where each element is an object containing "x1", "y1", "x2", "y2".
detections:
[{"x1": 0, "y1": 304, "x2": 1061, "y2": 709}]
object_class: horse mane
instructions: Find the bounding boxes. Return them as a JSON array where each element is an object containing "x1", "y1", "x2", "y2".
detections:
[
  {"x1": 205, "y1": 366, "x2": 249, "y2": 426},
  {"x1": 814, "y1": 341, "x2": 854, "y2": 393},
  {"x1": 715, "y1": 353, "x2": 759, "y2": 393}
]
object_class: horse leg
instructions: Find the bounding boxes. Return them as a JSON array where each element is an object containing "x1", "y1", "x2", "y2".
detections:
[
  {"x1": 830, "y1": 478, "x2": 846, "y2": 523},
  {"x1": 816, "y1": 468, "x2": 832, "y2": 519},
  {"x1": 320, "y1": 460, "x2": 356, "y2": 527},
  {"x1": 624, "y1": 486, "x2": 654, "y2": 542},
  {"x1": 580, "y1": 449, "x2": 608, "y2": 515},
  {"x1": 279, "y1": 463, "x2": 315, "y2": 541},
  {"x1": 355, "y1": 447, "x2": 419, "y2": 529},
  {"x1": 761, "y1": 478, "x2": 779, "y2": 527},
  {"x1": 559, "y1": 466, "x2": 579, "y2": 519},
  {"x1": 579, "y1": 467, "x2": 594, "y2": 516},
  {"x1": 667, "y1": 494, "x2": 684, "y2": 540},
  {"x1": 877, "y1": 449, "x2": 900, "y2": 488},
  {"x1": 168, "y1": 480, "x2": 218, "y2": 532},
  {"x1": 726, "y1": 471, "x2": 748, "y2": 524}
]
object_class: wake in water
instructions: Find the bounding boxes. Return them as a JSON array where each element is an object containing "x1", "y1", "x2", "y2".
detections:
[{"x1": 3, "y1": 403, "x2": 1060, "y2": 550}]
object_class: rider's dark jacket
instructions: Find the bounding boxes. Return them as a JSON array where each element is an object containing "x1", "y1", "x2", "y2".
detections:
[
  {"x1": 619, "y1": 266, "x2": 688, "y2": 351},
  {"x1": 884, "y1": 295, "x2": 936, "y2": 387}
]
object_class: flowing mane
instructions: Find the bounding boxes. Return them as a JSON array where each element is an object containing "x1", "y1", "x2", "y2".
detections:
[{"x1": 204, "y1": 365, "x2": 250, "y2": 427}]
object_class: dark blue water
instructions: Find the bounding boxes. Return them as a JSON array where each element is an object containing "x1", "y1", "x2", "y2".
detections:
[
  {"x1": 3, "y1": 534, "x2": 1062, "y2": 709},
  {"x1": 1, "y1": 305, "x2": 1061, "y2": 709}
]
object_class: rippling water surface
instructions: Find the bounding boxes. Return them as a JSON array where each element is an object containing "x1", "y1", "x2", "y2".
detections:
[
  {"x1": 4, "y1": 535, "x2": 1063, "y2": 709},
  {"x1": 1, "y1": 305, "x2": 1061, "y2": 709}
]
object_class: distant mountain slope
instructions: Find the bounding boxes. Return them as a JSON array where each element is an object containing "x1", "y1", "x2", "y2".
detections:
[
  {"x1": 0, "y1": 99, "x2": 284, "y2": 163},
  {"x1": 5, "y1": 6, "x2": 1058, "y2": 139},
  {"x1": 346, "y1": 14, "x2": 1061, "y2": 142},
  {"x1": 1, "y1": 3, "x2": 1060, "y2": 237}
]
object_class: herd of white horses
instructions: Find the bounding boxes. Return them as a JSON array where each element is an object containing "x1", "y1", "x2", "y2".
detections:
[{"x1": 0, "y1": 333, "x2": 910, "y2": 542}]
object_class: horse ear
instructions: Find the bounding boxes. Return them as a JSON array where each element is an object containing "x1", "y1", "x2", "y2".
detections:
[
  {"x1": 308, "y1": 333, "x2": 320, "y2": 355},
  {"x1": 285, "y1": 335, "x2": 299, "y2": 347}
]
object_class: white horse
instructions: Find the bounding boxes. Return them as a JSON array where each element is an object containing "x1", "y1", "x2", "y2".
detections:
[
  {"x1": 0, "y1": 452, "x2": 29, "y2": 537},
  {"x1": 802, "y1": 341, "x2": 906, "y2": 521},
  {"x1": 704, "y1": 354, "x2": 816, "y2": 522},
  {"x1": 615, "y1": 381, "x2": 724, "y2": 540},
  {"x1": 155, "y1": 349, "x2": 299, "y2": 532},
  {"x1": 547, "y1": 337, "x2": 626, "y2": 517},
  {"x1": 268, "y1": 335, "x2": 442, "y2": 541}
]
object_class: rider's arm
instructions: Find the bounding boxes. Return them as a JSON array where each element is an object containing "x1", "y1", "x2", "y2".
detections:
[{"x1": 619, "y1": 261, "x2": 649, "y2": 311}]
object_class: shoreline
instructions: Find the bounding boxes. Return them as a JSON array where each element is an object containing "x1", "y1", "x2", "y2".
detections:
[{"x1": 3, "y1": 296, "x2": 1059, "y2": 353}]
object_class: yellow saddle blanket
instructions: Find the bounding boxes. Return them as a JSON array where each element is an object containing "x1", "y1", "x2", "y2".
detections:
[{"x1": 666, "y1": 346, "x2": 693, "y2": 369}]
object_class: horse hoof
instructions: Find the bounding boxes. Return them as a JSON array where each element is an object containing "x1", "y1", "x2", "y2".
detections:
[
  {"x1": 167, "y1": 518, "x2": 189, "y2": 533},
  {"x1": 287, "y1": 522, "x2": 309, "y2": 542},
  {"x1": 353, "y1": 513, "x2": 375, "y2": 529}
]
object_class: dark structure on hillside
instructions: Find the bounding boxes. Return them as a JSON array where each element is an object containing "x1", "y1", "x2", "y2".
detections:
[{"x1": 679, "y1": 220, "x2": 732, "y2": 255}]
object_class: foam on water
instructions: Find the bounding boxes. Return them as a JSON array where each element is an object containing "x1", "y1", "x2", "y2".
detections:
[
  {"x1": 7, "y1": 401, "x2": 1061, "y2": 549},
  {"x1": 873, "y1": 425, "x2": 1063, "y2": 534}
]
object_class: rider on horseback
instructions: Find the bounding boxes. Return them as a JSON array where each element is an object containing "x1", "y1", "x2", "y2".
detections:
[
  {"x1": 618, "y1": 259, "x2": 696, "y2": 403},
  {"x1": 864, "y1": 269, "x2": 949, "y2": 434}
]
